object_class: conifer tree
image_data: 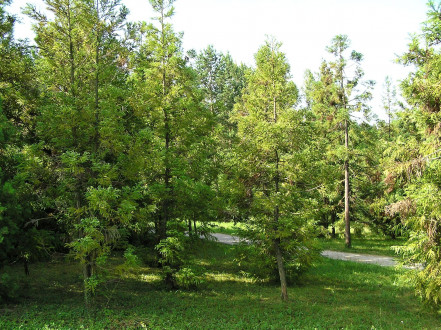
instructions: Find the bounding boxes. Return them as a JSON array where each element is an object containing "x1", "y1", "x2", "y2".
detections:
[
  {"x1": 129, "y1": 0, "x2": 213, "y2": 285},
  {"x1": 234, "y1": 38, "x2": 319, "y2": 301},
  {"x1": 26, "y1": 0, "x2": 140, "y2": 303},
  {"x1": 0, "y1": 0, "x2": 42, "y2": 301},
  {"x1": 385, "y1": 0, "x2": 441, "y2": 308},
  {"x1": 306, "y1": 36, "x2": 373, "y2": 247}
]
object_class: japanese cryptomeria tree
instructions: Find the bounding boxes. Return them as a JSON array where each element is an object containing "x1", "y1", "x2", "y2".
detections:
[
  {"x1": 304, "y1": 62, "x2": 343, "y2": 237},
  {"x1": 305, "y1": 35, "x2": 373, "y2": 246},
  {"x1": 26, "y1": 0, "x2": 142, "y2": 303},
  {"x1": 129, "y1": 0, "x2": 213, "y2": 285},
  {"x1": 384, "y1": 0, "x2": 441, "y2": 308},
  {"x1": 0, "y1": 0, "x2": 44, "y2": 302},
  {"x1": 233, "y1": 38, "x2": 319, "y2": 301}
]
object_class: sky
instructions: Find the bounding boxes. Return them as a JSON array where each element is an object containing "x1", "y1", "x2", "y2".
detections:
[{"x1": 7, "y1": 0, "x2": 429, "y2": 120}]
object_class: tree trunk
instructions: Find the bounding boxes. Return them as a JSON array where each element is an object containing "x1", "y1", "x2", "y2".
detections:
[
  {"x1": 331, "y1": 211, "x2": 337, "y2": 238},
  {"x1": 93, "y1": 0, "x2": 100, "y2": 153},
  {"x1": 273, "y1": 147, "x2": 288, "y2": 301},
  {"x1": 274, "y1": 237, "x2": 288, "y2": 301},
  {"x1": 159, "y1": 180, "x2": 169, "y2": 241},
  {"x1": 24, "y1": 258, "x2": 29, "y2": 276},
  {"x1": 344, "y1": 118, "x2": 351, "y2": 248},
  {"x1": 158, "y1": 4, "x2": 170, "y2": 243},
  {"x1": 67, "y1": 1, "x2": 78, "y2": 145},
  {"x1": 83, "y1": 253, "x2": 95, "y2": 306}
]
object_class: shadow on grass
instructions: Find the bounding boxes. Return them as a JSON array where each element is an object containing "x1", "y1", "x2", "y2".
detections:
[{"x1": 1, "y1": 240, "x2": 439, "y2": 329}]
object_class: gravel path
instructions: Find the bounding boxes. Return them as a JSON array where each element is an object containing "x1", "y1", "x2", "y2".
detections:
[
  {"x1": 211, "y1": 233, "x2": 420, "y2": 268},
  {"x1": 321, "y1": 250, "x2": 396, "y2": 267},
  {"x1": 211, "y1": 233, "x2": 245, "y2": 245}
]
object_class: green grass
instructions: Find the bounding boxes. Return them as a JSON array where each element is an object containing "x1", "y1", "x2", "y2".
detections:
[
  {"x1": 319, "y1": 236, "x2": 407, "y2": 257},
  {"x1": 207, "y1": 221, "x2": 246, "y2": 236},
  {"x1": 1, "y1": 240, "x2": 439, "y2": 329}
]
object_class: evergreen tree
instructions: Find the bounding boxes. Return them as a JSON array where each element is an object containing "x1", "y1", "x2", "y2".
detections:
[
  {"x1": 306, "y1": 35, "x2": 373, "y2": 246},
  {"x1": 26, "y1": 0, "x2": 141, "y2": 304},
  {"x1": 234, "y1": 38, "x2": 319, "y2": 301},
  {"x1": 129, "y1": 0, "x2": 213, "y2": 286},
  {"x1": 0, "y1": 0, "x2": 44, "y2": 302},
  {"x1": 385, "y1": 0, "x2": 441, "y2": 308}
]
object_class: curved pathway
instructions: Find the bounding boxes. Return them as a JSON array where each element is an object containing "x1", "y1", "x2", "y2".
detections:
[
  {"x1": 211, "y1": 233, "x2": 422, "y2": 268},
  {"x1": 321, "y1": 250, "x2": 396, "y2": 267}
]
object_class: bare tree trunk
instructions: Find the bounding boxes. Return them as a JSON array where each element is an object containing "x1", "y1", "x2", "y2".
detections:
[
  {"x1": 158, "y1": 162, "x2": 170, "y2": 241},
  {"x1": 344, "y1": 118, "x2": 351, "y2": 248},
  {"x1": 274, "y1": 214, "x2": 288, "y2": 301}
]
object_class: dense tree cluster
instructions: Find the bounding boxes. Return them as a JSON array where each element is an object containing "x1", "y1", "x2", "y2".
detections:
[{"x1": 1, "y1": 0, "x2": 441, "y2": 308}]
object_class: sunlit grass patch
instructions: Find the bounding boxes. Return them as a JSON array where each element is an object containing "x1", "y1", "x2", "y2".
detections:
[
  {"x1": 1, "y1": 239, "x2": 440, "y2": 329},
  {"x1": 138, "y1": 273, "x2": 162, "y2": 282},
  {"x1": 206, "y1": 221, "x2": 246, "y2": 236}
]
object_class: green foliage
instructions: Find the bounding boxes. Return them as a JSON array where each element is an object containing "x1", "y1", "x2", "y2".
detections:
[
  {"x1": 0, "y1": 0, "x2": 52, "y2": 302},
  {"x1": 0, "y1": 268, "x2": 20, "y2": 302},
  {"x1": 232, "y1": 38, "x2": 320, "y2": 298},
  {"x1": 129, "y1": 0, "x2": 215, "y2": 244},
  {"x1": 174, "y1": 267, "x2": 205, "y2": 289},
  {"x1": 155, "y1": 234, "x2": 205, "y2": 289},
  {"x1": 123, "y1": 246, "x2": 140, "y2": 268},
  {"x1": 304, "y1": 35, "x2": 376, "y2": 243},
  {"x1": 1, "y1": 0, "x2": 440, "y2": 317},
  {"x1": 156, "y1": 235, "x2": 185, "y2": 268},
  {"x1": 83, "y1": 274, "x2": 100, "y2": 297},
  {"x1": 196, "y1": 45, "x2": 247, "y2": 128},
  {"x1": 24, "y1": 0, "x2": 145, "y2": 303},
  {"x1": 383, "y1": 0, "x2": 441, "y2": 310}
]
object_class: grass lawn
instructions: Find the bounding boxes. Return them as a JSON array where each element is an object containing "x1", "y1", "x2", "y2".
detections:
[
  {"x1": 1, "y1": 240, "x2": 439, "y2": 329},
  {"x1": 206, "y1": 221, "x2": 246, "y2": 236}
]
